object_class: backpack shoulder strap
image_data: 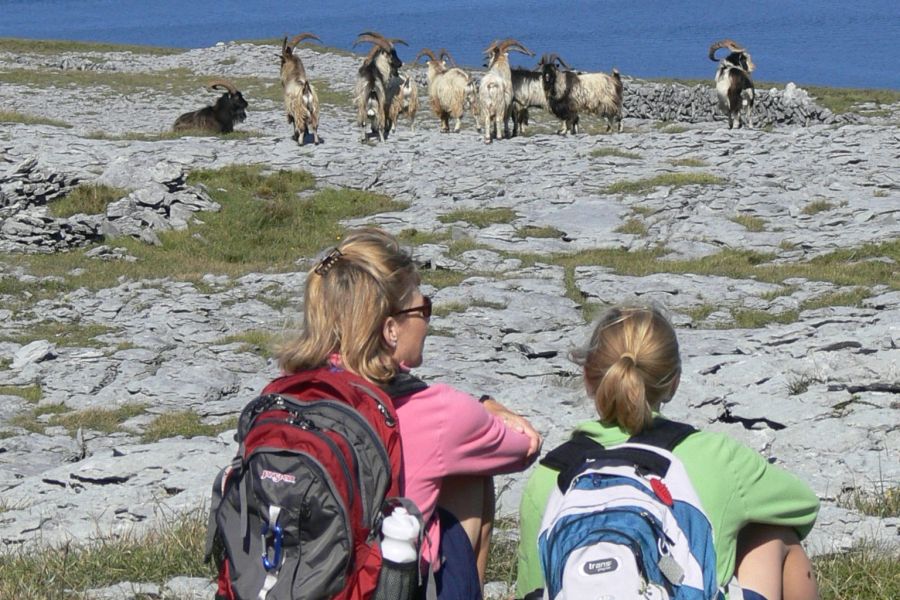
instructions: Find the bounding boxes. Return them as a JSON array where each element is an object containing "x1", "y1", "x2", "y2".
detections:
[
  {"x1": 540, "y1": 432, "x2": 605, "y2": 472},
  {"x1": 627, "y1": 417, "x2": 697, "y2": 451},
  {"x1": 382, "y1": 372, "x2": 429, "y2": 399}
]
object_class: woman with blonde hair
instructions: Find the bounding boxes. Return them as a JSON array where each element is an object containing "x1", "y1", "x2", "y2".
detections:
[
  {"x1": 277, "y1": 227, "x2": 541, "y2": 600},
  {"x1": 516, "y1": 306, "x2": 819, "y2": 600}
]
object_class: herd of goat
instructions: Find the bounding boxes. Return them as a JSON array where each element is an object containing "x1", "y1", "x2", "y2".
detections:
[{"x1": 173, "y1": 33, "x2": 757, "y2": 145}]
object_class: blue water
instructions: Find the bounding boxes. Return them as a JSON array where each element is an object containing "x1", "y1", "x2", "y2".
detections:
[{"x1": 1, "y1": 0, "x2": 898, "y2": 89}]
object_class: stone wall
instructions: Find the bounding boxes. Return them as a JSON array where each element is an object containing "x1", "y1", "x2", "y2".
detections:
[
  {"x1": 0, "y1": 158, "x2": 220, "y2": 254},
  {"x1": 623, "y1": 80, "x2": 858, "y2": 126}
]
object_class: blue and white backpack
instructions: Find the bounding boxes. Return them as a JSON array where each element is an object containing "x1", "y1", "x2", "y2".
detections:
[{"x1": 537, "y1": 419, "x2": 722, "y2": 600}]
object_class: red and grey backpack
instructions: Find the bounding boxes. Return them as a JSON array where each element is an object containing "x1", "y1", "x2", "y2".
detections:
[{"x1": 204, "y1": 367, "x2": 427, "y2": 600}]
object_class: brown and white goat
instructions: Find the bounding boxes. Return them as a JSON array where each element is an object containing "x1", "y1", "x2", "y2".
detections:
[
  {"x1": 387, "y1": 72, "x2": 419, "y2": 132},
  {"x1": 353, "y1": 32, "x2": 406, "y2": 142},
  {"x1": 415, "y1": 48, "x2": 470, "y2": 133},
  {"x1": 540, "y1": 54, "x2": 623, "y2": 135},
  {"x1": 280, "y1": 33, "x2": 321, "y2": 145},
  {"x1": 478, "y1": 38, "x2": 534, "y2": 143},
  {"x1": 173, "y1": 79, "x2": 248, "y2": 133},
  {"x1": 709, "y1": 39, "x2": 755, "y2": 129}
]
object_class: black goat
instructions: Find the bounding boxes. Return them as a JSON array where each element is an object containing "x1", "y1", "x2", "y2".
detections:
[{"x1": 173, "y1": 80, "x2": 248, "y2": 133}]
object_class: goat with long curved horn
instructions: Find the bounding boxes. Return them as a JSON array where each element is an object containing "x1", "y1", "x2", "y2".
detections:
[
  {"x1": 174, "y1": 79, "x2": 248, "y2": 133},
  {"x1": 279, "y1": 33, "x2": 321, "y2": 144},
  {"x1": 709, "y1": 38, "x2": 756, "y2": 128}
]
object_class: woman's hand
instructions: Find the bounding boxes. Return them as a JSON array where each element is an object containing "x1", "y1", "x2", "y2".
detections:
[{"x1": 481, "y1": 397, "x2": 543, "y2": 458}]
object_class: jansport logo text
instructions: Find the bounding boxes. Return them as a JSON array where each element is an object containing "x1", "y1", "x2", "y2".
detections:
[{"x1": 260, "y1": 469, "x2": 297, "y2": 484}]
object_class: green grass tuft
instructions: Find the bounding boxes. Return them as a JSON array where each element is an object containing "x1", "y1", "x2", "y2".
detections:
[
  {"x1": 0, "y1": 507, "x2": 214, "y2": 599},
  {"x1": 142, "y1": 411, "x2": 237, "y2": 443},
  {"x1": 0, "y1": 110, "x2": 71, "y2": 128},
  {"x1": 516, "y1": 225, "x2": 564, "y2": 239},
  {"x1": 0, "y1": 321, "x2": 112, "y2": 348},
  {"x1": 590, "y1": 147, "x2": 641, "y2": 160},
  {"x1": 49, "y1": 404, "x2": 147, "y2": 435},
  {"x1": 438, "y1": 207, "x2": 518, "y2": 228},
  {"x1": 802, "y1": 199, "x2": 837, "y2": 215},
  {"x1": 731, "y1": 214, "x2": 767, "y2": 232},
  {"x1": 616, "y1": 219, "x2": 648, "y2": 236},
  {"x1": 814, "y1": 542, "x2": 900, "y2": 600},
  {"x1": 215, "y1": 329, "x2": 280, "y2": 358},
  {"x1": 0, "y1": 37, "x2": 182, "y2": 55},
  {"x1": 0, "y1": 385, "x2": 42, "y2": 403},
  {"x1": 47, "y1": 183, "x2": 128, "y2": 218},
  {"x1": 604, "y1": 172, "x2": 726, "y2": 195},
  {"x1": 668, "y1": 157, "x2": 708, "y2": 167}
]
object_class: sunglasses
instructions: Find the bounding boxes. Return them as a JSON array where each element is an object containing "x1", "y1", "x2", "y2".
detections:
[{"x1": 393, "y1": 295, "x2": 432, "y2": 320}]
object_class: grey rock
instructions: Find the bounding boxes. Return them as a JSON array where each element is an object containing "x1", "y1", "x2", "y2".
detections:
[{"x1": 11, "y1": 339, "x2": 56, "y2": 369}]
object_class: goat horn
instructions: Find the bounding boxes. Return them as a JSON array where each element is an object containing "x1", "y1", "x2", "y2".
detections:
[
  {"x1": 390, "y1": 37, "x2": 408, "y2": 47},
  {"x1": 708, "y1": 39, "x2": 745, "y2": 61},
  {"x1": 499, "y1": 38, "x2": 535, "y2": 56},
  {"x1": 414, "y1": 48, "x2": 437, "y2": 63},
  {"x1": 483, "y1": 40, "x2": 499, "y2": 55},
  {"x1": 288, "y1": 32, "x2": 321, "y2": 47},
  {"x1": 207, "y1": 79, "x2": 238, "y2": 94},
  {"x1": 354, "y1": 34, "x2": 393, "y2": 53},
  {"x1": 438, "y1": 48, "x2": 457, "y2": 66}
]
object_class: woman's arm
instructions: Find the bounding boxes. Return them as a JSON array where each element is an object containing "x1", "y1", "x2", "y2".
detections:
[{"x1": 480, "y1": 396, "x2": 543, "y2": 459}]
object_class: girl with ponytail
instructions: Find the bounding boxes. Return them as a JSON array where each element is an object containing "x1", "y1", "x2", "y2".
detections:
[{"x1": 516, "y1": 306, "x2": 820, "y2": 600}]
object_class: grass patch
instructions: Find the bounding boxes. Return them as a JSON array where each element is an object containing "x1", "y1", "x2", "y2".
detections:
[
  {"x1": 438, "y1": 207, "x2": 517, "y2": 228},
  {"x1": 874, "y1": 189, "x2": 888, "y2": 198},
  {"x1": 215, "y1": 330, "x2": 280, "y2": 358},
  {"x1": 0, "y1": 385, "x2": 42, "y2": 403},
  {"x1": 47, "y1": 183, "x2": 128, "y2": 218},
  {"x1": 615, "y1": 219, "x2": 648, "y2": 236},
  {"x1": 802, "y1": 199, "x2": 837, "y2": 215},
  {"x1": 0, "y1": 507, "x2": 214, "y2": 599},
  {"x1": 0, "y1": 110, "x2": 71, "y2": 128},
  {"x1": 604, "y1": 172, "x2": 726, "y2": 195},
  {"x1": 0, "y1": 321, "x2": 112, "y2": 348},
  {"x1": 731, "y1": 214, "x2": 767, "y2": 232},
  {"x1": 684, "y1": 304, "x2": 717, "y2": 324},
  {"x1": 397, "y1": 228, "x2": 450, "y2": 246},
  {"x1": 432, "y1": 301, "x2": 469, "y2": 318},
  {"x1": 8, "y1": 402, "x2": 68, "y2": 434},
  {"x1": 838, "y1": 485, "x2": 900, "y2": 519},
  {"x1": 800, "y1": 287, "x2": 871, "y2": 311},
  {"x1": 803, "y1": 85, "x2": 900, "y2": 115},
  {"x1": 787, "y1": 373, "x2": 819, "y2": 396},
  {"x1": 0, "y1": 37, "x2": 182, "y2": 56},
  {"x1": 485, "y1": 516, "x2": 518, "y2": 588},
  {"x1": 142, "y1": 411, "x2": 238, "y2": 443},
  {"x1": 668, "y1": 157, "x2": 707, "y2": 167},
  {"x1": 732, "y1": 308, "x2": 798, "y2": 328},
  {"x1": 49, "y1": 404, "x2": 147, "y2": 435},
  {"x1": 4, "y1": 165, "x2": 407, "y2": 293},
  {"x1": 590, "y1": 147, "x2": 641, "y2": 160},
  {"x1": 814, "y1": 542, "x2": 900, "y2": 600},
  {"x1": 516, "y1": 225, "x2": 564, "y2": 239},
  {"x1": 85, "y1": 129, "x2": 263, "y2": 141},
  {"x1": 420, "y1": 269, "x2": 471, "y2": 289}
]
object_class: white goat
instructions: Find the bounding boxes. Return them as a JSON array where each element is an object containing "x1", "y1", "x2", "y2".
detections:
[
  {"x1": 540, "y1": 53, "x2": 623, "y2": 135},
  {"x1": 415, "y1": 48, "x2": 471, "y2": 133},
  {"x1": 279, "y1": 33, "x2": 321, "y2": 145},
  {"x1": 709, "y1": 39, "x2": 755, "y2": 129},
  {"x1": 478, "y1": 38, "x2": 534, "y2": 143}
]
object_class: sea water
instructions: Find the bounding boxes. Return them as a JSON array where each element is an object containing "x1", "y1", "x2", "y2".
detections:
[{"x1": 1, "y1": 0, "x2": 897, "y2": 89}]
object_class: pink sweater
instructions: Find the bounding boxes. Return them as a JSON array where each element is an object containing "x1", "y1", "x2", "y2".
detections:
[{"x1": 392, "y1": 383, "x2": 533, "y2": 568}]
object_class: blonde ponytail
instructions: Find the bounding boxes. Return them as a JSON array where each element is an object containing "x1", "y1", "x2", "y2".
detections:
[{"x1": 572, "y1": 306, "x2": 681, "y2": 435}]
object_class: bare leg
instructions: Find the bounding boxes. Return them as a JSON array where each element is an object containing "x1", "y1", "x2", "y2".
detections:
[
  {"x1": 437, "y1": 474, "x2": 495, "y2": 587},
  {"x1": 736, "y1": 524, "x2": 818, "y2": 600}
]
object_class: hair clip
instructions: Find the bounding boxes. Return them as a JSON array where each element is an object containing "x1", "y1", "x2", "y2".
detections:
[{"x1": 314, "y1": 248, "x2": 343, "y2": 276}]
